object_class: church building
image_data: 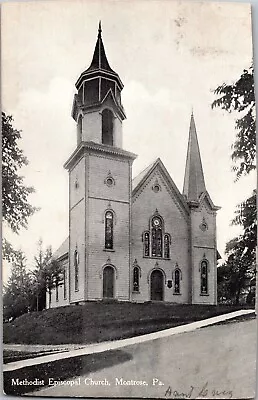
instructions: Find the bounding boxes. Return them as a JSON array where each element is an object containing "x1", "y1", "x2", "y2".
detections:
[{"x1": 47, "y1": 24, "x2": 220, "y2": 308}]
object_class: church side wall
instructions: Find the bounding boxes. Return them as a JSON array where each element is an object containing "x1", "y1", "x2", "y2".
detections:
[{"x1": 132, "y1": 170, "x2": 190, "y2": 303}]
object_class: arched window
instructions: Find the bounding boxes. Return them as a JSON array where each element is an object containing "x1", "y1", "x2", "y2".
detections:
[
  {"x1": 63, "y1": 268, "x2": 67, "y2": 300},
  {"x1": 201, "y1": 260, "x2": 208, "y2": 294},
  {"x1": 77, "y1": 115, "x2": 82, "y2": 145},
  {"x1": 144, "y1": 232, "x2": 150, "y2": 257},
  {"x1": 105, "y1": 211, "x2": 114, "y2": 249},
  {"x1": 174, "y1": 269, "x2": 181, "y2": 294},
  {"x1": 164, "y1": 234, "x2": 170, "y2": 259},
  {"x1": 133, "y1": 267, "x2": 140, "y2": 292},
  {"x1": 55, "y1": 281, "x2": 59, "y2": 302},
  {"x1": 102, "y1": 109, "x2": 113, "y2": 146},
  {"x1": 151, "y1": 216, "x2": 163, "y2": 257},
  {"x1": 74, "y1": 249, "x2": 79, "y2": 291}
]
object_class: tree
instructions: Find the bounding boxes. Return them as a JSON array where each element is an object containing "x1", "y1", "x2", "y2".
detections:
[
  {"x1": 2, "y1": 112, "x2": 38, "y2": 259},
  {"x1": 3, "y1": 251, "x2": 34, "y2": 320},
  {"x1": 31, "y1": 241, "x2": 64, "y2": 310},
  {"x1": 31, "y1": 240, "x2": 53, "y2": 311},
  {"x1": 44, "y1": 257, "x2": 64, "y2": 309},
  {"x1": 212, "y1": 66, "x2": 255, "y2": 180},
  {"x1": 212, "y1": 65, "x2": 256, "y2": 305}
]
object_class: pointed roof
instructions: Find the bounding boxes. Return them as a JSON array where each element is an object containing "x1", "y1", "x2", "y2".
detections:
[
  {"x1": 85, "y1": 21, "x2": 116, "y2": 74},
  {"x1": 75, "y1": 22, "x2": 123, "y2": 90},
  {"x1": 183, "y1": 113, "x2": 206, "y2": 202}
]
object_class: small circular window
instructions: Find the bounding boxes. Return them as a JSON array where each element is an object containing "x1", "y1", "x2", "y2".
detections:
[
  {"x1": 200, "y1": 222, "x2": 208, "y2": 231},
  {"x1": 105, "y1": 177, "x2": 114, "y2": 187},
  {"x1": 153, "y1": 184, "x2": 160, "y2": 193}
]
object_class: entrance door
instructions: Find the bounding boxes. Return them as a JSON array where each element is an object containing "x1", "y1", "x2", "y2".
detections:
[
  {"x1": 150, "y1": 270, "x2": 164, "y2": 301},
  {"x1": 103, "y1": 266, "x2": 114, "y2": 298}
]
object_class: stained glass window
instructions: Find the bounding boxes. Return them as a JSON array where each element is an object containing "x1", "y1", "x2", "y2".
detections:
[
  {"x1": 151, "y1": 217, "x2": 163, "y2": 257},
  {"x1": 164, "y1": 234, "x2": 170, "y2": 259},
  {"x1": 201, "y1": 260, "x2": 208, "y2": 294},
  {"x1": 174, "y1": 269, "x2": 181, "y2": 294},
  {"x1": 144, "y1": 232, "x2": 150, "y2": 256},
  {"x1": 74, "y1": 249, "x2": 79, "y2": 291},
  {"x1": 133, "y1": 267, "x2": 140, "y2": 292},
  {"x1": 105, "y1": 211, "x2": 114, "y2": 249}
]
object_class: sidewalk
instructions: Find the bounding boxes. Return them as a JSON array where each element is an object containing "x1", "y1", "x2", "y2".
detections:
[
  {"x1": 3, "y1": 309, "x2": 255, "y2": 372},
  {"x1": 3, "y1": 343, "x2": 85, "y2": 353}
]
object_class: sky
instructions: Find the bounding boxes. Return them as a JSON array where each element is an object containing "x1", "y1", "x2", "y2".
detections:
[{"x1": 2, "y1": 0, "x2": 255, "y2": 281}]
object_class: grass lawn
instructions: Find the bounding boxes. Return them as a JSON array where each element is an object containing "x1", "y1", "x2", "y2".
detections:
[{"x1": 3, "y1": 302, "x2": 252, "y2": 350}]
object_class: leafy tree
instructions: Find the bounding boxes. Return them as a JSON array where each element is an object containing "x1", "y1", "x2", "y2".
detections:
[
  {"x1": 31, "y1": 240, "x2": 53, "y2": 311},
  {"x1": 44, "y1": 257, "x2": 64, "y2": 309},
  {"x1": 32, "y1": 241, "x2": 64, "y2": 310},
  {"x1": 212, "y1": 65, "x2": 256, "y2": 305},
  {"x1": 3, "y1": 251, "x2": 34, "y2": 320},
  {"x1": 2, "y1": 112, "x2": 38, "y2": 259},
  {"x1": 212, "y1": 66, "x2": 255, "y2": 179}
]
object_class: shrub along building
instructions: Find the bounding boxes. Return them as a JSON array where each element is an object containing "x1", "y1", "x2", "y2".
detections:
[{"x1": 47, "y1": 24, "x2": 220, "y2": 309}]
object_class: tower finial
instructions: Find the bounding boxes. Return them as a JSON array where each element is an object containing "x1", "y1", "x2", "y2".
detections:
[
  {"x1": 98, "y1": 21, "x2": 102, "y2": 38},
  {"x1": 191, "y1": 106, "x2": 194, "y2": 117}
]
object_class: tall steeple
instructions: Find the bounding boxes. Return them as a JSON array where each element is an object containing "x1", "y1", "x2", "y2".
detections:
[{"x1": 183, "y1": 112, "x2": 206, "y2": 203}]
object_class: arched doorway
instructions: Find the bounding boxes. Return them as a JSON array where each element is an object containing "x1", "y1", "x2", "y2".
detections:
[
  {"x1": 150, "y1": 269, "x2": 164, "y2": 301},
  {"x1": 103, "y1": 266, "x2": 115, "y2": 298}
]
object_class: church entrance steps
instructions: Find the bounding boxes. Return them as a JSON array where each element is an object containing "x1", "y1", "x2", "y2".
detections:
[{"x1": 3, "y1": 309, "x2": 254, "y2": 372}]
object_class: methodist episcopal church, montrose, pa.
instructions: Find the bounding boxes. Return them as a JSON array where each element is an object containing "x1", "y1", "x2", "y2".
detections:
[{"x1": 47, "y1": 23, "x2": 221, "y2": 309}]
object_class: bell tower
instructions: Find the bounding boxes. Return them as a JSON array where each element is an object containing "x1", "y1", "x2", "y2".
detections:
[
  {"x1": 71, "y1": 22, "x2": 125, "y2": 148},
  {"x1": 65, "y1": 23, "x2": 137, "y2": 304}
]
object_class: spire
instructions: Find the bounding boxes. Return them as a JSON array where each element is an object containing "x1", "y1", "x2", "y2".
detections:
[
  {"x1": 98, "y1": 20, "x2": 102, "y2": 38},
  {"x1": 183, "y1": 113, "x2": 206, "y2": 202},
  {"x1": 86, "y1": 22, "x2": 115, "y2": 73}
]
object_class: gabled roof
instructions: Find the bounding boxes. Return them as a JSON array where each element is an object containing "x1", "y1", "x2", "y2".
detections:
[
  {"x1": 199, "y1": 192, "x2": 221, "y2": 212},
  {"x1": 101, "y1": 88, "x2": 126, "y2": 119},
  {"x1": 183, "y1": 113, "x2": 206, "y2": 202},
  {"x1": 132, "y1": 159, "x2": 157, "y2": 191},
  {"x1": 53, "y1": 237, "x2": 69, "y2": 260},
  {"x1": 132, "y1": 158, "x2": 189, "y2": 215}
]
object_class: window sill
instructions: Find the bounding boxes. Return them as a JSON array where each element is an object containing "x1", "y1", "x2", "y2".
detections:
[
  {"x1": 132, "y1": 291, "x2": 140, "y2": 294},
  {"x1": 200, "y1": 293, "x2": 209, "y2": 296},
  {"x1": 75, "y1": 289, "x2": 79, "y2": 292},
  {"x1": 143, "y1": 256, "x2": 170, "y2": 260},
  {"x1": 173, "y1": 293, "x2": 181, "y2": 295},
  {"x1": 103, "y1": 248, "x2": 115, "y2": 252}
]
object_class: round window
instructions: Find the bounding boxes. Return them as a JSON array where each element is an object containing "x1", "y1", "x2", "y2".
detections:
[
  {"x1": 153, "y1": 184, "x2": 160, "y2": 193},
  {"x1": 106, "y1": 177, "x2": 114, "y2": 187}
]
